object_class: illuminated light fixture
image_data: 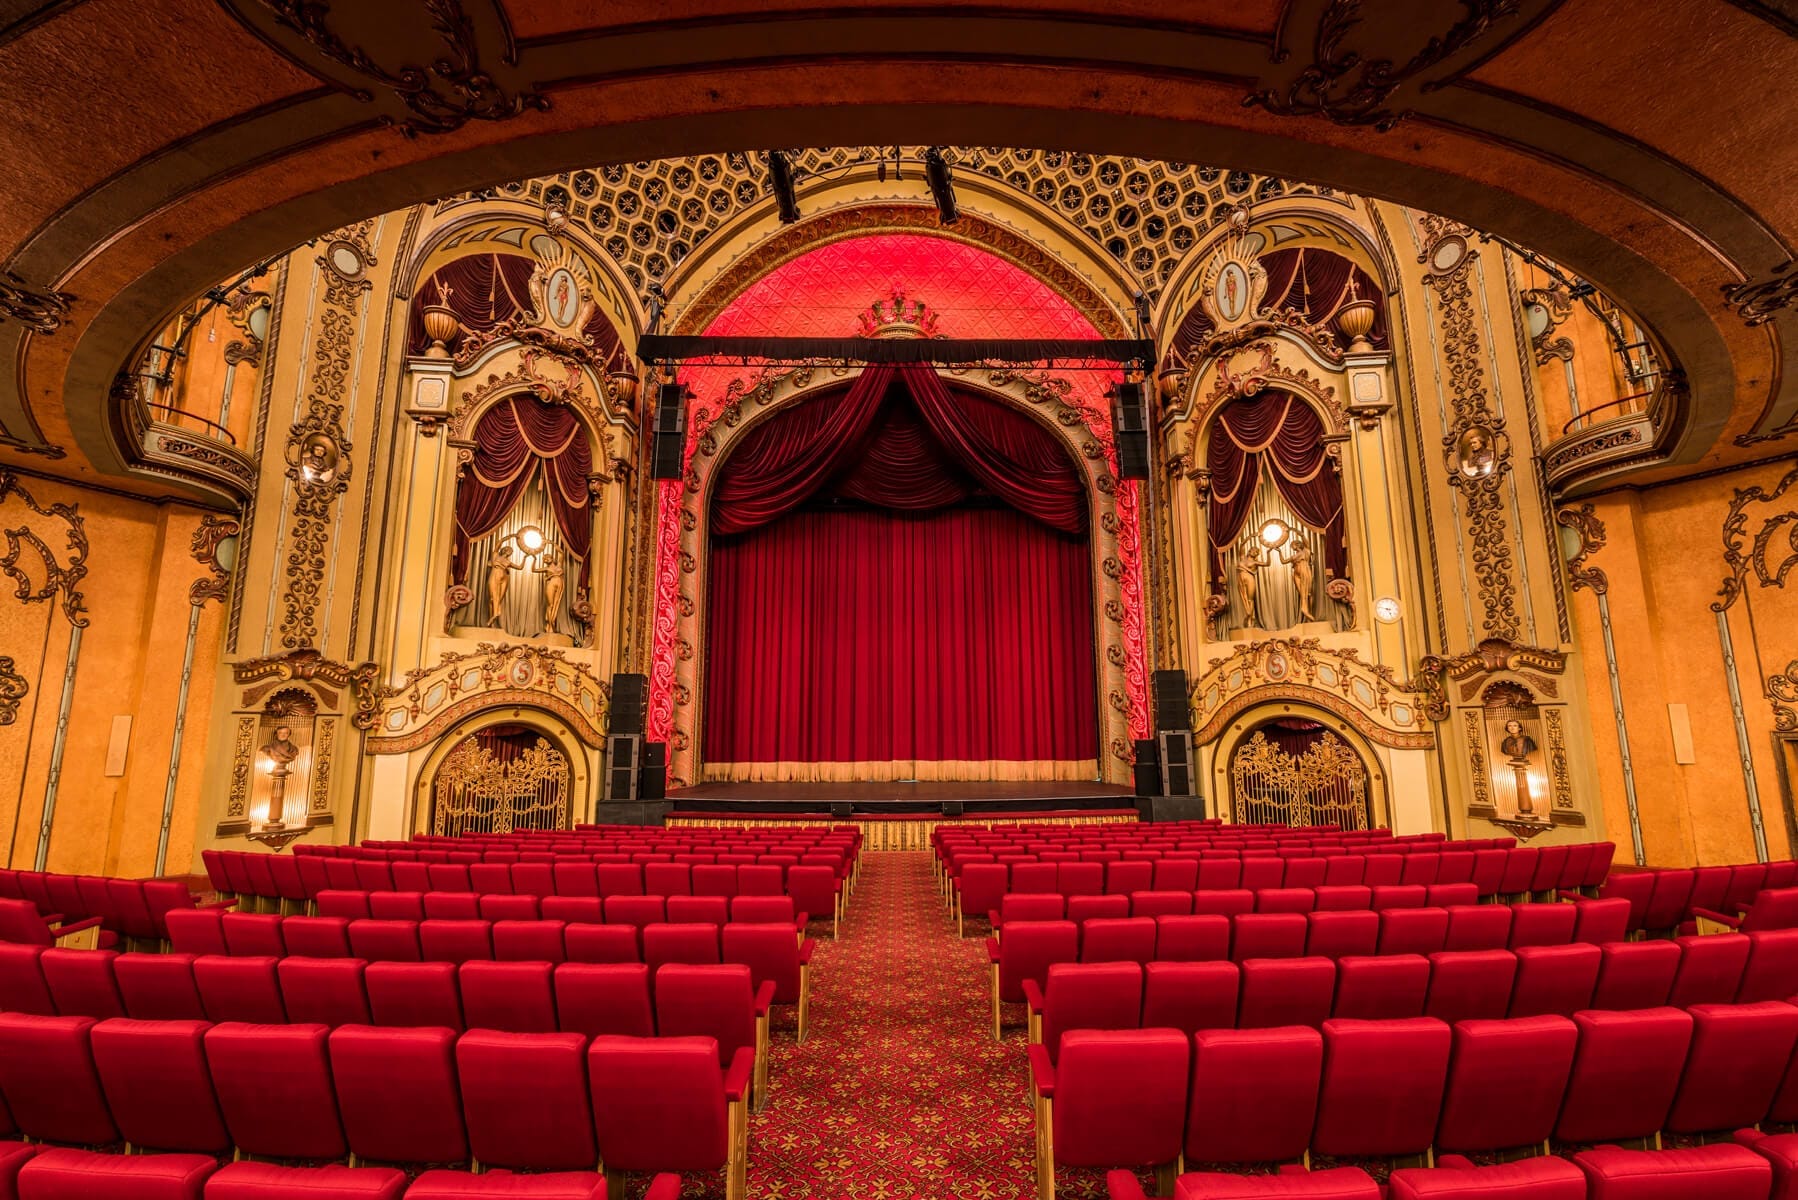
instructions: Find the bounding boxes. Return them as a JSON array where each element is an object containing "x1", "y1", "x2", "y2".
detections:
[
  {"x1": 765, "y1": 151, "x2": 800, "y2": 224},
  {"x1": 924, "y1": 146, "x2": 959, "y2": 225},
  {"x1": 518, "y1": 525, "x2": 546, "y2": 555},
  {"x1": 1259, "y1": 518, "x2": 1290, "y2": 549}
]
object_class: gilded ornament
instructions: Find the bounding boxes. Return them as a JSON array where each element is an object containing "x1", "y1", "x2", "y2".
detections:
[
  {"x1": 433, "y1": 737, "x2": 569, "y2": 835},
  {"x1": 1555, "y1": 503, "x2": 1608, "y2": 595},
  {"x1": 1712, "y1": 461, "x2": 1798, "y2": 613},
  {"x1": 0, "y1": 470, "x2": 89, "y2": 628},
  {"x1": 1231, "y1": 731, "x2": 1370, "y2": 830},
  {"x1": 1722, "y1": 259, "x2": 1798, "y2": 326},
  {"x1": 189, "y1": 514, "x2": 241, "y2": 607},
  {"x1": 0, "y1": 658, "x2": 27, "y2": 725},
  {"x1": 0, "y1": 270, "x2": 74, "y2": 334}
]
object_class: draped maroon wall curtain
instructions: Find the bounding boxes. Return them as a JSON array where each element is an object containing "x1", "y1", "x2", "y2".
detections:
[
  {"x1": 1204, "y1": 389, "x2": 1346, "y2": 594},
  {"x1": 703, "y1": 366, "x2": 1098, "y2": 777},
  {"x1": 452, "y1": 395, "x2": 593, "y2": 585}
]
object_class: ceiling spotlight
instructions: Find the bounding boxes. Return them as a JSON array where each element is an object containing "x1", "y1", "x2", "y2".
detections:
[
  {"x1": 924, "y1": 146, "x2": 958, "y2": 225},
  {"x1": 765, "y1": 150, "x2": 800, "y2": 224}
]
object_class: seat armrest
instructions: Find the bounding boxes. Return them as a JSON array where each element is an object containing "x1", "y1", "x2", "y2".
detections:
[
  {"x1": 987, "y1": 910, "x2": 1002, "y2": 931},
  {"x1": 724, "y1": 1047, "x2": 755, "y2": 1102},
  {"x1": 1027, "y1": 1042, "x2": 1056, "y2": 1098},
  {"x1": 1435, "y1": 1154, "x2": 1479, "y2": 1169},
  {"x1": 792, "y1": 913, "x2": 808, "y2": 931},
  {"x1": 53, "y1": 916, "x2": 103, "y2": 934},
  {"x1": 198, "y1": 898, "x2": 238, "y2": 911},
  {"x1": 1691, "y1": 906, "x2": 1744, "y2": 929},
  {"x1": 985, "y1": 937, "x2": 1001, "y2": 963},
  {"x1": 643, "y1": 1174, "x2": 685, "y2": 1200},
  {"x1": 798, "y1": 938, "x2": 816, "y2": 964},
  {"x1": 1020, "y1": 979, "x2": 1045, "y2": 1015},
  {"x1": 1105, "y1": 1170, "x2": 1148, "y2": 1200},
  {"x1": 754, "y1": 980, "x2": 776, "y2": 1017}
]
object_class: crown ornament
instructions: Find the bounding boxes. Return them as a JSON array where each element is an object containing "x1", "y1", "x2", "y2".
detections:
[{"x1": 857, "y1": 288, "x2": 940, "y2": 339}]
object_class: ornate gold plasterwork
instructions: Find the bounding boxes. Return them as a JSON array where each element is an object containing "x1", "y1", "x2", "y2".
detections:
[
  {"x1": 189, "y1": 514, "x2": 240, "y2": 607},
  {"x1": 1413, "y1": 637, "x2": 1567, "y2": 710},
  {"x1": 1555, "y1": 503, "x2": 1608, "y2": 595},
  {"x1": 1712, "y1": 461, "x2": 1798, "y2": 613},
  {"x1": 1420, "y1": 215, "x2": 1522, "y2": 641},
  {"x1": 0, "y1": 470, "x2": 89, "y2": 628},
  {"x1": 1462, "y1": 711, "x2": 1492, "y2": 809},
  {"x1": 1185, "y1": 209, "x2": 1347, "y2": 365},
  {"x1": 1190, "y1": 638, "x2": 1436, "y2": 749},
  {"x1": 226, "y1": 715, "x2": 257, "y2": 819},
  {"x1": 223, "y1": 286, "x2": 271, "y2": 367},
  {"x1": 1520, "y1": 283, "x2": 1575, "y2": 365},
  {"x1": 1770, "y1": 661, "x2": 1798, "y2": 734},
  {"x1": 368, "y1": 642, "x2": 611, "y2": 754},
  {"x1": 1544, "y1": 708, "x2": 1574, "y2": 809},
  {"x1": 1723, "y1": 259, "x2": 1798, "y2": 327},
  {"x1": 0, "y1": 270, "x2": 74, "y2": 335},
  {"x1": 442, "y1": 351, "x2": 620, "y2": 468},
  {"x1": 432, "y1": 736, "x2": 569, "y2": 836},
  {"x1": 1195, "y1": 342, "x2": 1349, "y2": 435},
  {"x1": 1231, "y1": 730, "x2": 1370, "y2": 830},
  {"x1": 0, "y1": 658, "x2": 26, "y2": 725},
  {"x1": 309, "y1": 717, "x2": 337, "y2": 814},
  {"x1": 233, "y1": 649, "x2": 381, "y2": 731}
]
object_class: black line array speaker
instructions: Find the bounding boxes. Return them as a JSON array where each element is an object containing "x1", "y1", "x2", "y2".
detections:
[
  {"x1": 639, "y1": 741, "x2": 667, "y2": 801},
  {"x1": 1153, "y1": 669, "x2": 1191, "y2": 732},
  {"x1": 609, "y1": 673, "x2": 647, "y2": 736},
  {"x1": 650, "y1": 381, "x2": 687, "y2": 480},
  {"x1": 941, "y1": 801, "x2": 964, "y2": 816},
  {"x1": 831, "y1": 802, "x2": 853, "y2": 818},
  {"x1": 1132, "y1": 737, "x2": 1161, "y2": 798},
  {"x1": 1111, "y1": 381, "x2": 1150, "y2": 479},
  {"x1": 1159, "y1": 729, "x2": 1196, "y2": 797},
  {"x1": 602, "y1": 734, "x2": 641, "y2": 802}
]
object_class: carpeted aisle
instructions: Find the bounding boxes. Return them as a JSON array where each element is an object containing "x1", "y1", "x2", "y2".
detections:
[{"x1": 738, "y1": 850, "x2": 1055, "y2": 1200}]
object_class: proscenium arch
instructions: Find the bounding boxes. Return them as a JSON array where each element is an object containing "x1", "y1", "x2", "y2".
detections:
[
  {"x1": 1211, "y1": 700, "x2": 1392, "y2": 831},
  {"x1": 408, "y1": 705, "x2": 595, "y2": 836},
  {"x1": 668, "y1": 365, "x2": 1138, "y2": 789},
  {"x1": 24, "y1": 69, "x2": 1780, "y2": 491}
]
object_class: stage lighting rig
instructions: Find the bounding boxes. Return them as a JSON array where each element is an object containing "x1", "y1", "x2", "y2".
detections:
[
  {"x1": 765, "y1": 150, "x2": 801, "y2": 224},
  {"x1": 923, "y1": 146, "x2": 959, "y2": 225}
]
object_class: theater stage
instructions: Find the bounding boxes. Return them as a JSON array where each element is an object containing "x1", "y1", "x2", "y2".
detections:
[{"x1": 666, "y1": 779, "x2": 1137, "y2": 816}]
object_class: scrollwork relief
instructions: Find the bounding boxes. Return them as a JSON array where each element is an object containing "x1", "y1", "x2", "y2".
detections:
[
  {"x1": 0, "y1": 470, "x2": 88, "y2": 628},
  {"x1": 0, "y1": 658, "x2": 26, "y2": 725},
  {"x1": 1770, "y1": 661, "x2": 1798, "y2": 734},
  {"x1": 0, "y1": 271, "x2": 74, "y2": 335},
  {"x1": 1722, "y1": 259, "x2": 1798, "y2": 327},
  {"x1": 189, "y1": 515, "x2": 241, "y2": 607},
  {"x1": 1555, "y1": 503, "x2": 1608, "y2": 595},
  {"x1": 1712, "y1": 461, "x2": 1798, "y2": 613}
]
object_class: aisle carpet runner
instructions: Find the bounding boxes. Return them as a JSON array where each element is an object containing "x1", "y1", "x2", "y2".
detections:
[{"x1": 650, "y1": 851, "x2": 1120, "y2": 1199}]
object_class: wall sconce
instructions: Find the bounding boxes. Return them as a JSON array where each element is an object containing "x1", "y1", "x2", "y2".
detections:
[
  {"x1": 1259, "y1": 518, "x2": 1291, "y2": 549},
  {"x1": 517, "y1": 525, "x2": 546, "y2": 556}
]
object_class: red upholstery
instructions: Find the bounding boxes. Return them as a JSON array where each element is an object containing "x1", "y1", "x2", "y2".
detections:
[
  {"x1": 1640, "y1": 868, "x2": 1698, "y2": 933},
  {"x1": 1507, "y1": 902, "x2": 1577, "y2": 948},
  {"x1": 722, "y1": 921, "x2": 812, "y2": 1004},
  {"x1": 1166, "y1": 1168, "x2": 1378, "y2": 1199},
  {"x1": 1154, "y1": 915, "x2": 1230, "y2": 962},
  {"x1": 276, "y1": 957, "x2": 371, "y2": 1026},
  {"x1": 481, "y1": 895, "x2": 541, "y2": 922},
  {"x1": 283, "y1": 916, "x2": 354, "y2": 958},
  {"x1": 1184, "y1": 1025, "x2": 1322, "y2": 1166},
  {"x1": 655, "y1": 963, "x2": 762, "y2": 1066},
  {"x1": 114, "y1": 953, "x2": 204, "y2": 1020},
  {"x1": 1572, "y1": 897, "x2": 1633, "y2": 945},
  {"x1": 1434, "y1": 1015, "x2": 1578, "y2": 1154},
  {"x1": 1377, "y1": 908, "x2": 1448, "y2": 957},
  {"x1": 492, "y1": 919, "x2": 566, "y2": 963},
  {"x1": 204, "y1": 1161, "x2": 407, "y2": 1198},
  {"x1": 1305, "y1": 911, "x2": 1378, "y2": 958},
  {"x1": 644, "y1": 923, "x2": 722, "y2": 974},
  {"x1": 1424, "y1": 951, "x2": 1516, "y2": 1024},
  {"x1": 1574, "y1": 1145, "x2": 1772, "y2": 1200},
  {"x1": 1039, "y1": 1029, "x2": 1187, "y2": 1171},
  {"x1": 598, "y1": 863, "x2": 644, "y2": 897},
  {"x1": 348, "y1": 920, "x2": 422, "y2": 963},
  {"x1": 1313, "y1": 886, "x2": 1373, "y2": 912},
  {"x1": 1130, "y1": 891, "x2": 1194, "y2": 918},
  {"x1": 193, "y1": 955, "x2": 286, "y2": 1023},
  {"x1": 1371, "y1": 885, "x2": 1427, "y2": 911},
  {"x1": 425, "y1": 893, "x2": 484, "y2": 920},
  {"x1": 1312, "y1": 1017, "x2": 1450, "y2": 1159},
  {"x1": 1556, "y1": 1007, "x2": 1695, "y2": 1145},
  {"x1": 1669, "y1": 933, "x2": 1751, "y2": 1006},
  {"x1": 1141, "y1": 961, "x2": 1239, "y2": 1035},
  {"x1": 1508, "y1": 943, "x2": 1601, "y2": 1017},
  {"x1": 220, "y1": 913, "x2": 285, "y2": 957},
  {"x1": 644, "y1": 863, "x2": 691, "y2": 897},
  {"x1": 605, "y1": 896, "x2": 665, "y2": 929},
  {"x1": 164, "y1": 909, "x2": 226, "y2": 957},
  {"x1": 1331, "y1": 954, "x2": 1428, "y2": 1020},
  {"x1": 366, "y1": 961, "x2": 464, "y2": 1030},
  {"x1": 206, "y1": 1022, "x2": 345, "y2": 1159},
  {"x1": 1059, "y1": 862, "x2": 1104, "y2": 898},
  {"x1": 420, "y1": 919, "x2": 495, "y2": 963},
  {"x1": 1231, "y1": 914, "x2": 1308, "y2": 961},
  {"x1": 90, "y1": 1018, "x2": 231, "y2": 1153},
  {"x1": 369, "y1": 892, "x2": 425, "y2": 921},
  {"x1": 1081, "y1": 917, "x2": 1157, "y2": 965},
  {"x1": 39, "y1": 948, "x2": 122, "y2": 1019},
  {"x1": 0, "y1": 1013, "x2": 117, "y2": 1145},
  {"x1": 460, "y1": 961, "x2": 558, "y2": 1033},
  {"x1": 990, "y1": 921, "x2": 1079, "y2": 1003},
  {"x1": 1238, "y1": 957, "x2": 1335, "y2": 1029},
  {"x1": 1195, "y1": 890, "x2": 1255, "y2": 917},
  {"x1": 1035, "y1": 962, "x2": 1143, "y2": 1060},
  {"x1": 457, "y1": 1030, "x2": 597, "y2": 1170},
  {"x1": 731, "y1": 895, "x2": 797, "y2": 925},
  {"x1": 565, "y1": 923, "x2": 640, "y2": 964},
  {"x1": 554, "y1": 963, "x2": 655, "y2": 1037},
  {"x1": 588, "y1": 1034, "x2": 747, "y2": 1173},
  {"x1": 1740, "y1": 929, "x2": 1798, "y2": 1001},
  {"x1": 1664, "y1": 1001, "x2": 1798, "y2": 1136},
  {"x1": 0, "y1": 944, "x2": 55, "y2": 1015},
  {"x1": 1068, "y1": 895, "x2": 1131, "y2": 924},
  {"x1": 405, "y1": 1168, "x2": 617, "y2": 1197},
  {"x1": 1737, "y1": 1131, "x2": 1798, "y2": 1200},
  {"x1": 1256, "y1": 888, "x2": 1316, "y2": 915},
  {"x1": 15, "y1": 1148, "x2": 217, "y2": 1199},
  {"x1": 328, "y1": 1024, "x2": 468, "y2": 1167},
  {"x1": 1389, "y1": 1157, "x2": 1587, "y2": 1199},
  {"x1": 1592, "y1": 940, "x2": 1680, "y2": 1010}
]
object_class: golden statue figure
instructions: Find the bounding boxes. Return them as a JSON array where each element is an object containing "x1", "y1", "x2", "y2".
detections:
[
  {"x1": 537, "y1": 547, "x2": 566, "y2": 630},
  {"x1": 1236, "y1": 537, "x2": 1267, "y2": 627},
  {"x1": 487, "y1": 543, "x2": 522, "y2": 628},
  {"x1": 1286, "y1": 531, "x2": 1315, "y2": 621}
]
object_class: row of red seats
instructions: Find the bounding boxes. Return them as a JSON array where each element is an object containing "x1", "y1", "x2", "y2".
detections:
[
  {"x1": 0, "y1": 872, "x2": 226, "y2": 947},
  {"x1": 1029, "y1": 1003, "x2": 1798, "y2": 1197},
  {"x1": 1018, "y1": 935, "x2": 1795, "y2": 1052},
  {"x1": 1105, "y1": 1143, "x2": 1795, "y2": 1200},
  {"x1": 205, "y1": 854, "x2": 854, "y2": 917},
  {"x1": 298, "y1": 832, "x2": 860, "y2": 864},
  {"x1": 0, "y1": 1013, "x2": 740, "y2": 1199},
  {"x1": 0, "y1": 944, "x2": 794, "y2": 1094},
  {"x1": 934, "y1": 830, "x2": 1494, "y2": 864},
  {"x1": 305, "y1": 889, "x2": 808, "y2": 929},
  {"x1": 987, "y1": 882, "x2": 1532, "y2": 929},
  {"x1": 1600, "y1": 861, "x2": 1798, "y2": 935},
  {"x1": 946, "y1": 844, "x2": 1616, "y2": 914}
]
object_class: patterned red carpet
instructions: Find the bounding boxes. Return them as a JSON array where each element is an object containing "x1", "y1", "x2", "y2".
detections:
[{"x1": 615, "y1": 850, "x2": 1122, "y2": 1199}]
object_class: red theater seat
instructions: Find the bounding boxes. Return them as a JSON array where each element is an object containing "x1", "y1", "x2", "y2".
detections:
[
  {"x1": 1238, "y1": 957, "x2": 1335, "y2": 1029},
  {"x1": 588, "y1": 1034, "x2": 750, "y2": 1198},
  {"x1": 1312, "y1": 1017, "x2": 1451, "y2": 1162},
  {"x1": 1664, "y1": 1001, "x2": 1798, "y2": 1138},
  {"x1": 988, "y1": 921, "x2": 1079, "y2": 1039},
  {"x1": 555, "y1": 963, "x2": 655, "y2": 1037},
  {"x1": 1388, "y1": 1157, "x2": 1587, "y2": 1200},
  {"x1": 406, "y1": 1169, "x2": 622, "y2": 1198},
  {"x1": 90, "y1": 1018, "x2": 231, "y2": 1155},
  {"x1": 220, "y1": 912, "x2": 284, "y2": 956},
  {"x1": 1130, "y1": 891, "x2": 1193, "y2": 918},
  {"x1": 163, "y1": 908, "x2": 227, "y2": 956},
  {"x1": 420, "y1": 919, "x2": 495, "y2": 963},
  {"x1": 1571, "y1": 897, "x2": 1632, "y2": 945},
  {"x1": 1154, "y1": 915, "x2": 1230, "y2": 962},
  {"x1": 203, "y1": 1161, "x2": 407, "y2": 1198},
  {"x1": 14, "y1": 1148, "x2": 217, "y2": 1200},
  {"x1": 366, "y1": 961, "x2": 464, "y2": 1030},
  {"x1": 1256, "y1": 888, "x2": 1316, "y2": 915},
  {"x1": 1591, "y1": 939, "x2": 1680, "y2": 1010},
  {"x1": 492, "y1": 918, "x2": 566, "y2": 963},
  {"x1": 1425, "y1": 951, "x2": 1516, "y2": 1024},
  {"x1": 1312, "y1": 885, "x2": 1373, "y2": 912},
  {"x1": 1081, "y1": 917, "x2": 1156, "y2": 965},
  {"x1": 1331, "y1": 955, "x2": 1428, "y2": 1020},
  {"x1": 458, "y1": 1031, "x2": 598, "y2": 1172},
  {"x1": 1434, "y1": 1015, "x2": 1578, "y2": 1155},
  {"x1": 328, "y1": 1024, "x2": 468, "y2": 1168},
  {"x1": 1027, "y1": 962, "x2": 1143, "y2": 1060},
  {"x1": 1306, "y1": 910, "x2": 1378, "y2": 958},
  {"x1": 1555, "y1": 1007, "x2": 1695, "y2": 1146},
  {"x1": 1669, "y1": 932, "x2": 1752, "y2": 1006},
  {"x1": 460, "y1": 960, "x2": 558, "y2": 1033},
  {"x1": 565, "y1": 922, "x2": 640, "y2": 964},
  {"x1": 1068, "y1": 895, "x2": 1131, "y2": 924},
  {"x1": 655, "y1": 963, "x2": 767, "y2": 1090},
  {"x1": 1141, "y1": 961, "x2": 1239, "y2": 1035},
  {"x1": 1506, "y1": 902, "x2": 1576, "y2": 948},
  {"x1": 1377, "y1": 908, "x2": 1448, "y2": 957},
  {"x1": 1195, "y1": 890, "x2": 1255, "y2": 918},
  {"x1": 1573, "y1": 1145, "x2": 1772, "y2": 1200},
  {"x1": 0, "y1": 1013, "x2": 118, "y2": 1145},
  {"x1": 278, "y1": 957, "x2": 371, "y2": 1026},
  {"x1": 193, "y1": 955, "x2": 286, "y2": 1023},
  {"x1": 0, "y1": 943, "x2": 55, "y2": 1015},
  {"x1": 283, "y1": 915, "x2": 354, "y2": 957},
  {"x1": 348, "y1": 919, "x2": 422, "y2": 962},
  {"x1": 1232, "y1": 914, "x2": 1308, "y2": 961},
  {"x1": 644, "y1": 922, "x2": 721, "y2": 974},
  {"x1": 1029, "y1": 1029, "x2": 1188, "y2": 1199},
  {"x1": 204, "y1": 1022, "x2": 346, "y2": 1161},
  {"x1": 1183, "y1": 1025, "x2": 1322, "y2": 1167},
  {"x1": 425, "y1": 892, "x2": 483, "y2": 920},
  {"x1": 368, "y1": 892, "x2": 425, "y2": 921},
  {"x1": 1739, "y1": 928, "x2": 1798, "y2": 1001},
  {"x1": 114, "y1": 952, "x2": 205, "y2": 1020},
  {"x1": 1507, "y1": 943, "x2": 1601, "y2": 1017},
  {"x1": 39, "y1": 947, "x2": 123, "y2": 1019}
]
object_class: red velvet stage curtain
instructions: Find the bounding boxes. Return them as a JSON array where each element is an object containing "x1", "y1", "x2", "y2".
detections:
[
  {"x1": 1205, "y1": 389, "x2": 1347, "y2": 593},
  {"x1": 452, "y1": 395, "x2": 593, "y2": 584},
  {"x1": 704, "y1": 505, "x2": 1097, "y2": 767}
]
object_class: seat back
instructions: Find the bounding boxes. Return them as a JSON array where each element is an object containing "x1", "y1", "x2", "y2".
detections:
[
  {"x1": 1669, "y1": 933, "x2": 1752, "y2": 1006},
  {"x1": 1141, "y1": 961, "x2": 1238, "y2": 1035},
  {"x1": 39, "y1": 948, "x2": 123, "y2": 1019},
  {"x1": 1570, "y1": 897, "x2": 1632, "y2": 946},
  {"x1": 665, "y1": 895, "x2": 729, "y2": 925},
  {"x1": 1591, "y1": 939, "x2": 1680, "y2": 1011},
  {"x1": 588, "y1": 1035, "x2": 731, "y2": 1173},
  {"x1": 0, "y1": 1012, "x2": 116, "y2": 1145},
  {"x1": 644, "y1": 922, "x2": 722, "y2": 975},
  {"x1": 193, "y1": 955, "x2": 286, "y2": 1023},
  {"x1": 565, "y1": 923, "x2": 640, "y2": 964},
  {"x1": 1556, "y1": 1006, "x2": 1695, "y2": 1145},
  {"x1": 327, "y1": 1024, "x2": 467, "y2": 1167},
  {"x1": 0, "y1": 943, "x2": 55, "y2": 1015},
  {"x1": 1435, "y1": 1015, "x2": 1578, "y2": 1153},
  {"x1": 555, "y1": 963, "x2": 655, "y2": 1037},
  {"x1": 1508, "y1": 943, "x2": 1602, "y2": 1017},
  {"x1": 283, "y1": 915, "x2": 353, "y2": 958},
  {"x1": 458, "y1": 1030, "x2": 597, "y2": 1170},
  {"x1": 1040, "y1": 962, "x2": 1143, "y2": 1060},
  {"x1": 114, "y1": 952, "x2": 205, "y2": 1020},
  {"x1": 1737, "y1": 928, "x2": 1798, "y2": 1001},
  {"x1": 205, "y1": 1021, "x2": 345, "y2": 1159},
  {"x1": 1664, "y1": 1001, "x2": 1798, "y2": 1136},
  {"x1": 1051, "y1": 1029, "x2": 1188, "y2": 1169},
  {"x1": 996, "y1": 921, "x2": 1078, "y2": 1002},
  {"x1": 1442, "y1": 904, "x2": 1511, "y2": 951},
  {"x1": 1306, "y1": 910, "x2": 1379, "y2": 958},
  {"x1": 348, "y1": 919, "x2": 422, "y2": 962},
  {"x1": 1312, "y1": 1017, "x2": 1451, "y2": 1159},
  {"x1": 492, "y1": 919, "x2": 566, "y2": 963},
  {"x1": 164, "y1": 907, "x2": 226, "y2": 956},
  {"x1": 1185, "y1": 1025, "x2": 1323, "y2": 1166},
  {"x1": 1377, "y1": 908, "x2": 1449, "y2": 957},
  {"x1": 365, "y1": 961, "x2": 464, "y2": 1030},
  {"x1": 368, "y1": 891, "x2": 425, "y2": 921},
  {"x1": 1742, "y1": 887, "x2": 1798, "y2": 934},
  {"x1": 1080, "y1": 917, "x2": 1157, "y2": 965},
  {"x1": 1230, "y1": 913, "x2": 1308, "y2": 961},
  {"x1": 91, "y1": 1017, "x2": 230, "y2": 1153},
  {"x1": 277, "y1": 957, "x2": 371, "y2": 1026},
  {"x1": 1331, "y1": 954, "x2": 1428, "y2": 1020},
  {"x1": 1238, "y1": 957, "x2": 1336, "y2": 1029},
  {"x1": 419, "y1": 918, "x2": 495, "y2": 964},
  {"x1": 722, "y1": 922, "x2": 805, "y2": 1003},
  {"x1": 1425, "y1": 950, "x2": 1517, "y2": 1024},
  {"x1": 460, "y1": 960, "x2": 558, "y2": 1033},
  {"x1": 1508, "y1": 902, "x2": 1577, "y2": 948},
  {"x1": 1641, "y1": 868, "x2": 1697, "y2": 932},
  {"x1": 655, "y1": 963, "x2": 758, "y2": 1066},
  {"x1": 1154, "y1": 915, "x2": 1229, "y2": 963}
]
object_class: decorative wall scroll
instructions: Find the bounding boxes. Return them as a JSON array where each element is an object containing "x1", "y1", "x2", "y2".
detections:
[
  {"x1": 1231, "y1": 730, "x2": 1370, "y2": 830},
  {"x1": 1189, "y1": 638, "x2": 1436, "y2": 749},
  {"x1": 223, "y1": 286, "x2": 272, "y2": 367},
  {"x1": 1418, "y1": 215, "x2": 1522, "y2": 642},
  {"x1": 1770, "y1": 661, "x2": 1798, "y2": 734},
  {"x1": 1412, "y1": 638, "x2": 1567, "y2": 710},
  {"x1": 189, "y1": 515, "x2": 241, "y2": 607},
  {"x1": 1555, "y1": 503, "x2": 1608, "y2": 594},
  {"x1": 1711, "y1": 461, "x2": 1798, "y2": 613},
  {"x1": 1520, "y1": 284, "x2": 1575, "y2": 365},
  {"x1": 309, "y1": 718, "x2": 337, "y2": 814},
  {"x1": 0, "y1": 658, "x2": 26, "y2": 725},
  {"x1": 1185, "y1": 211, "x2": 1346, "y2": 366},
  {"x1": 232, "y1": 649, "x2": 381, "y2": 732},
  {"x1": 0, "y1": 270, "x2": 74, "y2": 334},
  {"x1": 0, "y1": 470, "x2": 89, "y2": 628},
  {"x1": 225, "y1": 716, "x2": 257, "y2": 820},
  {"x1": 239, "y1": 0, "x2": 549, "y2": 138},
  {"x1": 1722, "y1": 259, "x2": 1798, "y2": 327},
  {"x1": 431, "y1": 735, "x2": 569, "y2": 836},
  {"x1": 368, "y1": 642, "x2": 611, "y2": 755}
]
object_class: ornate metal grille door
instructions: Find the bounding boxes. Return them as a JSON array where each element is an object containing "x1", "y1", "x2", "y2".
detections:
[
  {"x1": 432, "y1": 736, "x2": 570, "y2": 835},
  {"x1": 1230, "y1": 731, "x2": 1370, "y2": 830}
]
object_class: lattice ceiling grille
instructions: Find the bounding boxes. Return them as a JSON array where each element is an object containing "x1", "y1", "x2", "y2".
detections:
[{"x1": 438, "y1": 149, "x2": 1334, "y2": 299}]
